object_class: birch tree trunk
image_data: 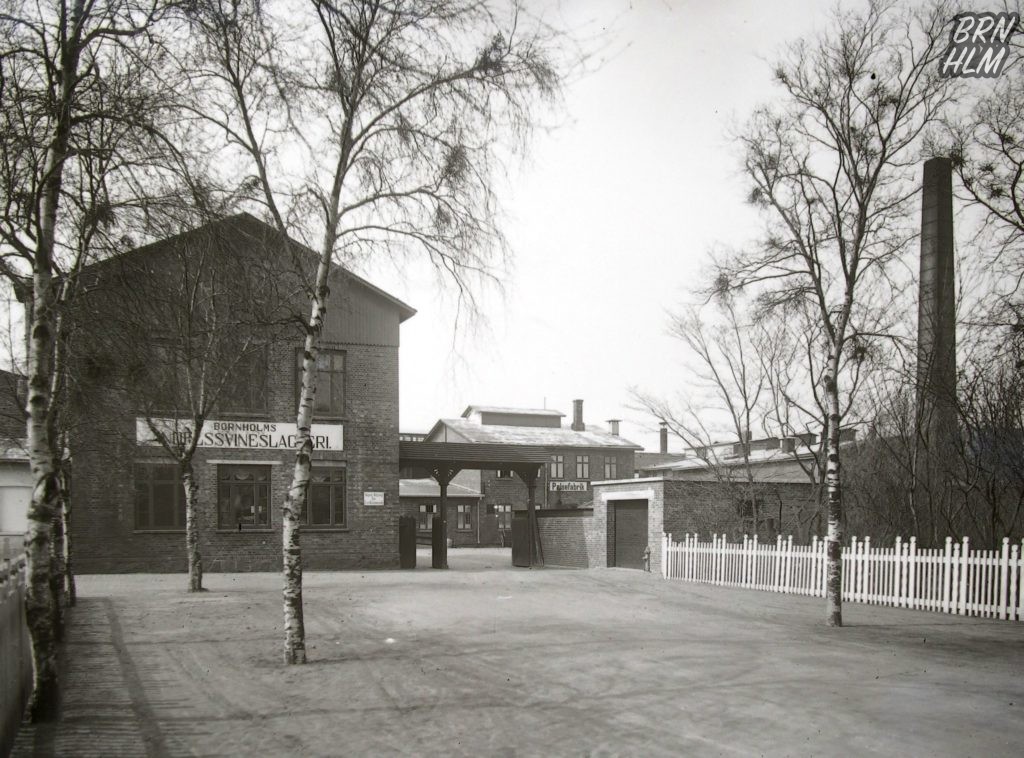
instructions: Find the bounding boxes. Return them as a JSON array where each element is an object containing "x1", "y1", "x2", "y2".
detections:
[
  {"x1": 23, "y1": 0, "x2": 85, "y2": 719},
  {"x1": 823, "y1": 345, "x2": 844, "y2": 628},
  {"x1": 25, "y1": 280, "x2": 61, "y2": 721},
  {"x1": 282, "y1": 252, "x2": 332, "y2": 665},
  {"x1": 183, "y1": 462, "x2": 203, "y2": 592},
  {"x1": 59, "y1": 462, "x2": 75, "y2": 607},
  {"x1": 49, "y1": 498, "x2": 66, "y2": 642}
]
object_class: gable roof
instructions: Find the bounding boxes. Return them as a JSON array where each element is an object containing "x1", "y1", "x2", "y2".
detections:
[
  {"x1": 427, "y1": 418, "x2": 642, "y2": 450},
  {"x1": 85, "y1": 212, "x2": 416, "y2": 321}
]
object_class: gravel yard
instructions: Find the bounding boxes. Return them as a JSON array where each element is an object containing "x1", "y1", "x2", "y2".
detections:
[{"x1": 12, "y1": 547, "x2": 1024, "y2": 757}]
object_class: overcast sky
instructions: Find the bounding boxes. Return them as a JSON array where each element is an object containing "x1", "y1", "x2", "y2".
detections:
[{"x1": 367, "y1": 0, "x2": 833, "y2": 451}]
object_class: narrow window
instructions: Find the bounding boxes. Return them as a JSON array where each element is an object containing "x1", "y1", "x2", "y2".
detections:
[
  {"x1": 307, "y1": 468, "x2": 346, "y2": 527},
  {"x1": 550, "y1": 455, "x2": 564, "y2": 479},
  {"x1": 603, "y1": 456, "x2": 618, "y2": 479},
  {"x1": 456, "y1": 504, "x2": 472, "y2": 530},
  {"x1": 418, "y1": 504, "x2": 435, "y2": 531},
  {"x1": 296, "y1": 348, "x2": 345, "y2": 416},
  {"x1": 576, "y1": 455, "x2": 590, "y2": 479}
]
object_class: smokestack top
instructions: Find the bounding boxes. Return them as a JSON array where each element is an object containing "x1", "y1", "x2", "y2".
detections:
[
  {"x1": 606, "y1": 419, "x2": 620, "y2": 436},
  {"x1": 659, "y1": 422, "x2": 668, "y2": 453},
  {"x1": 571, "y1": 399, "x2": 584, "y2": 431}
]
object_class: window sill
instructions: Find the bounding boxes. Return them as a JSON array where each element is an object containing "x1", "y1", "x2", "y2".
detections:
[
  {"x1": 216, "y1": 528, "x2": 274, "y2": 533},
  {"x1": 133, "y1": 529, "x2": 186, "y2": 534},
  {"x1": 304, "y1": 527, "x2": 350, "y2": 532}
]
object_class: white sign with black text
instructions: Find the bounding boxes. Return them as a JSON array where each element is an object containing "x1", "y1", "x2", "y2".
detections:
[
  {"x1": 136, "y1": 417, "x2": 343, "y2": 451},
  {"x1": 549, "y1": 481, "x2": 588, "y2": 492}
]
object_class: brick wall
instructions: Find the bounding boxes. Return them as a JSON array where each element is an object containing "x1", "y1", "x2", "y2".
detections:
[
  {"x1": 71, "y1": 339, "x2": 402, "y2": 573},
  {"x1": 399, "y1": 497, "x2": 494, "y2": 547},
  {"x1": 536, "y1": 508, "x2": 598, "y2": 568},
  {"x1": 660, "y1": 480, "x2": 819, "y2": 544}
]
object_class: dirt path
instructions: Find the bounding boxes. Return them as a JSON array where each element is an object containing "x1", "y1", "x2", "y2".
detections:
[{"x1": 12, "y1": 554, "x2": 1024, "y2": 756}]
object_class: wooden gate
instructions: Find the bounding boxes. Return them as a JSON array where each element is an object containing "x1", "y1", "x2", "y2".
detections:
[
  {"x1": 511, "y1": 512, "x2": 530, "y2": 567},
  {"x1": 613, "y1": 500, "x2": 648, "y2": 569}
]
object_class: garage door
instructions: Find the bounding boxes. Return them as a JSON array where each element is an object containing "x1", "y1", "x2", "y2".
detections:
[{"x1": 613, "y1": 500, "x2": 648, "y2": 569}]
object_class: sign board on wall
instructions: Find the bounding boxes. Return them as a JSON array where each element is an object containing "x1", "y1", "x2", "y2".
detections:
[
  {"x1": 549, "y1": 481, "x2": 588, "y2": 492},
  {"x1": 136, "y1": 418, "x2": 343, "y2": 451},
  {"x1": 363, "y1": 491, "x2": 385, "y2": 506}
]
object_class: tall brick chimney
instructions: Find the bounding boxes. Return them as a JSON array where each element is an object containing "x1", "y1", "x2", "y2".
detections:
[
  {"x1": 659, "y1": 422, "x2": 668, "y2": 454},
  {"x1": 571, "y1": 399, "x2": 584, "y2": 431},
  {"x1": 917, "y1": 157, "x2": 957, "y2": 441}
]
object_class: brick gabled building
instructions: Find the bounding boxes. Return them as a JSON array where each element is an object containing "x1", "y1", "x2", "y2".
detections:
[{"x1": 69, "y1": 213, "x2": 415, "y2": 572}]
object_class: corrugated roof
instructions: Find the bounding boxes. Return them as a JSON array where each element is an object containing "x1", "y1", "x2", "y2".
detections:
[
  {"x1": 461, "y1": 405, "x2": 565, "y2": 418},
  {"x1": 431, "y1": 419, "x2": 642, "y2": 450},
  {"x1": 399, "y1": 478, "x2": 482, "y2": 498}
]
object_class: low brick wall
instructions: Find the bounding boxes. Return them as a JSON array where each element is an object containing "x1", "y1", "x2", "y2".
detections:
[{"x1": 537, "y1": 508, "x2": 599, "y2": 569}]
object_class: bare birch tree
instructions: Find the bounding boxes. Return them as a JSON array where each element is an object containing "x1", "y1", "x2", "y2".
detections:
[
  {"x1": 714, "y1": 0, "x2": 955, "y2": 626},
  {"x1": 0, "y1": 0, "x2": 179, "y2": 718},
  {"x1": 184, "y1": 0, "x2": 566, "y2": 663}
]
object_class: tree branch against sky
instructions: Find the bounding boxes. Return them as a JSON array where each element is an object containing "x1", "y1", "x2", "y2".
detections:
[
  {"x1": 184, "y1": 0, "x2": 568, "y2": 664},
  {"x1": 714, "y1": 0, "x2": 956, "y2": 627}
]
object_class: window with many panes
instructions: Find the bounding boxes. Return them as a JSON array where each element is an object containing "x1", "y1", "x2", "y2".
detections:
[
  {"x1": 603, "y1": 456, "x2": 617, "y2": 479},
  {"x1": 217, "y1": 465, "x2": 271, "y2": 529},
  {"x1": 456, "y1": 504, "x2": 472, "y2": 530},
  {"x1": 134, "y1": 463, "x2": 185, "y2": 531},
  {"x1": 494, "y1": 504, "x2": 512, "y2": 529},
  {"x1": 576, "y1": 455, "x2": 590, "y2": 479},
  {"x1": 219, "y1": 346, "x2": 268, "y2": 413},
  {"x1": 296, "y1": 348, "x2": 345, "y2": 416},
  {"x1": 418, "y1": 504, "x2": 435, "y2": 531},
  {"x1": 550, "y1": 455, "x2": 564, "y2": 479},
  {"x1": 307, "y1": 468, "x2": 346, "y2": 527}
]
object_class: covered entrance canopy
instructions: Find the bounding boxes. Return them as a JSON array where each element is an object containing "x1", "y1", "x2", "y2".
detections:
[{"x1": 399, "y1": 441, "x2": 549, "y2": 568}]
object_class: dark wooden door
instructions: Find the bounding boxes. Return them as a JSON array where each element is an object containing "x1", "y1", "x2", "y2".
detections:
[
  {"x1": 511, "y1": 512, "x2": 530, "y2": 567},
  {"x1": 613, "y1": 500, "x2": 648, "y2": 569}
]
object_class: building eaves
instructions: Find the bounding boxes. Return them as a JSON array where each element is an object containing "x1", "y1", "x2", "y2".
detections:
[
  {"x1": 432, "y1": 418, "x2": 642, "y2": 450},
  {"x1": 461, "y1": 405, "x2": 565, "y2": 418}
]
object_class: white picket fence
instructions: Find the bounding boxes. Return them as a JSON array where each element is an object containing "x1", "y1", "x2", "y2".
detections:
[{"x1": 662, "y1": 533, "x2": 1024, "y2": 621}]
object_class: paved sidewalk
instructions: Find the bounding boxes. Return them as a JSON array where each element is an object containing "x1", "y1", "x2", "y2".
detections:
[{"x1": 11, "y1": 555, "x2": 1024, "y2": 756}]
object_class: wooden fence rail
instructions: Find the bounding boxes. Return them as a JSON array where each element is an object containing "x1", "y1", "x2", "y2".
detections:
[
  {"x1": 1, "y1": 555, "x2": 31, "y2": 758},
  {"x1": 661, "y1": 533, "x2": 1024, "y2": 622}
]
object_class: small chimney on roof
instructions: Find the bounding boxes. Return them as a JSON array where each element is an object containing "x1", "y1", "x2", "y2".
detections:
[
  {"x1": 659, "y1": 422, "x2": 668, "y2": 454},
  {"x1": 607, "y1": 419, "x2": 620, "y2": 436},
  {"x1": 571, "y1": 399, "x2": 584, "y2": 431}
]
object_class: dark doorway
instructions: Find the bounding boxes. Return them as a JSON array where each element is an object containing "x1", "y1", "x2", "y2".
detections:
[
  {"x1": 612, "y1": 500, "x2": 648, "y2": 569},
  {"x1": 511, "y1": 512, "x2": 530, "y2": 567}
]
